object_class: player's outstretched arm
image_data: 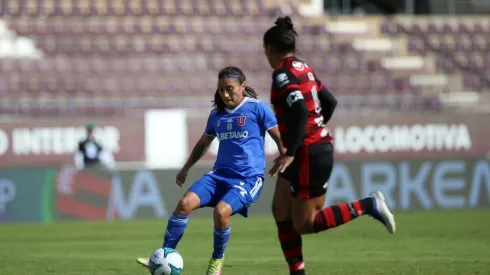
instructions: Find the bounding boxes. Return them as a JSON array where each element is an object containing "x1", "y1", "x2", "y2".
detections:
[
  {"x1": 183, "y1": 132, "x2": 215, "y2": 171},
  {"x1": 258, "y1": 100, "x2": 285, "y2": 155},
  {"x1": 267, "y1": 126, "x2": 286, "y2": 155},
  {"x1": 176, "y1": 133, "x2": 215, "y2": 186}
]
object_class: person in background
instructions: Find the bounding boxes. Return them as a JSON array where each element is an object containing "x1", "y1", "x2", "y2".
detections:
[{"x1": 74, "y1": 121, "x2": 116, "y2": 171}]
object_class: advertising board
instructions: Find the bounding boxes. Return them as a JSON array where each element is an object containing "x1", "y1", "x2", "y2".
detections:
[
  {"x1": 188, "y1": 113, "x2": 490, "y2": 161},
  {"x1": 0, "y1": 117, "x2": 145, "y2": 167},
  {"x1": 1, "y1": 158, "x2": 488, "y2": 223}
]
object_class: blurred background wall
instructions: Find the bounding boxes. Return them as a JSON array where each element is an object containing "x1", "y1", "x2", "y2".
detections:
[{"x1": 0, "y1": 0, "x2": 489, "y2": 223}]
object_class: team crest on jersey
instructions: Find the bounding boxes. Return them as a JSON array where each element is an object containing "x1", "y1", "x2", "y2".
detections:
[
  {"x1": 237, "y1": 115, "x2": 246, "y2": 127},
  {"x1": 227, "y1": 118, "x2": 233, "y2": 131},
  {"x1": 292, "y1": 61, "x2": 305, "y2": 71}
]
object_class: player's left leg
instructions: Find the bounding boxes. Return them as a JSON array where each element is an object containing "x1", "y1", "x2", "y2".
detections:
[
  {"x1": 205, "y1": 175, "x2": 264, "y2": 275},
  {"x1": 273, "y1": 176, "x2": 305, "y2": 275},
  {"x1": 206, "y1": 200, "x2": 233, "y2": 275}
]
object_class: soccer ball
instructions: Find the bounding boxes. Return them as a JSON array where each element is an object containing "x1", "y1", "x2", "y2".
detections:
[{"x1": 148, "y1": 248, "x2": 184, "y2": 275}]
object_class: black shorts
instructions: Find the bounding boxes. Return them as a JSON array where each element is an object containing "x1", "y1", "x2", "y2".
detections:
[{"x1": 280, "y1": 143, "x2": 334, "y2": 199}]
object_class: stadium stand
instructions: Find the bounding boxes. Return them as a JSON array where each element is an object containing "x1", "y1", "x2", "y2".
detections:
[{"x1": 0, "y1": 0, "x2": 488, "y2": 115}]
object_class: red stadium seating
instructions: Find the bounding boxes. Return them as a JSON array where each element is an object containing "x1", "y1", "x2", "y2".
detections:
[{"x1": 0, "y1": 1, "x2": 488, "y2": 115}]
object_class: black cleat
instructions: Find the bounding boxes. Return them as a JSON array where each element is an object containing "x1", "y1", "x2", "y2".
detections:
[{"x1": 290, "y1": 269, "x2": 306, "y2": 275}]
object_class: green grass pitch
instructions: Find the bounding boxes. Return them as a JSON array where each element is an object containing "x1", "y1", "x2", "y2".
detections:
[{"x1": 1, "y1": 210, "x2": 489, "y2": 274}]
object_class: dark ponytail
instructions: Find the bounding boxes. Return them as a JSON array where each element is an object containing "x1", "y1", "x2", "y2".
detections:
[
  {"x1": 213, "y1": 66, "x2": 258, "y2": 112},
  {"x1": 263, "y1": 16, "x2": 298, "y2": 54}
]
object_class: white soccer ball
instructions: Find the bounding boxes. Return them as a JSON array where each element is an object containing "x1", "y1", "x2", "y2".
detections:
[{"x1": 148, "y1": 248, "x2": 184, "y2": 275}]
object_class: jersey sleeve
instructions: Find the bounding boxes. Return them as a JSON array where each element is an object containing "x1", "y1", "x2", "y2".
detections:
[
  {"x1": 257, "y1": 101, "x2": 278, "y2": 131},
  {"x1": 204, "y1": 110, "x2": 217, "y2": 137},
  {"x1": 272, "y1": 68, "x2": 308, "y2": 156},
  {"x1": 272, "y1": 68, "x2": 304, "y2": 108}
]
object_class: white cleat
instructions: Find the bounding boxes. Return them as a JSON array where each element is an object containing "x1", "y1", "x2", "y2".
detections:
[
  {"x1": 136, "y1": 257, "x2": 149, "y2": 268},
  {"x1": 369, "y1": 191, "x2": 396, "y2": 234}
]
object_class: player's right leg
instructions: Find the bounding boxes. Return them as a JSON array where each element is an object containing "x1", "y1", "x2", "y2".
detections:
[
  {"x1": 273, "y1": 176, "x2": 305, "y2": 275},
  {"x1": 137, "y1": 174, "x2": 218, "y2": 269},
  {"x1": 162, "y1": 174, "x2": 217, "y2": 249},
  {"x1": 288, "y1": 143, "x2": 396, "y2": 235},
  {"x1": 291, "y1": 191, "x2": 395, "y2": 234}
]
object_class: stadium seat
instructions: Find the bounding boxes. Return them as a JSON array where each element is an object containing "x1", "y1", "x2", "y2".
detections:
[{"x1": 0, "y1": 1, "x2": 488, "y2": 114}]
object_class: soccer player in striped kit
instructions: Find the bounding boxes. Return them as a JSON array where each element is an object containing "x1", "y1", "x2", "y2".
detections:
[{"x1": 263, "y1": 16, "x2": 397, "y2": 275}]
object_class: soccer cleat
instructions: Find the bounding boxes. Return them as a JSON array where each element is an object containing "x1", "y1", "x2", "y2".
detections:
[
  {"x1": 136, "y1": 257, "x2": 149, "y2": 268},
  {"x1": 289, "y1": 261, "x2": 305, "y2": 275},
  {"x1": 206, "y1": 257, "x2": 225, "y2": 275},
  {"x1": 290, "y1": 269, "x2": 306, "y2": 275},
  {"x1": 369, "y1": 191, "x2": 396, "y2": 234}
]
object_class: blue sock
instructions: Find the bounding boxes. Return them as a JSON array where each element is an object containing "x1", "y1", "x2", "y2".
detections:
[
  {"x1": 162, "y1": 213, "x2": 189, "y2": 249},
  {"x1": 212, "y1": 226, "x2": 231, "y2": 259}
]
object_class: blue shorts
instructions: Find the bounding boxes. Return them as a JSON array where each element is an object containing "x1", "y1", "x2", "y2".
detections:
[{"x1": 187, "y1": 170, "x2": 264, "y2": 217}]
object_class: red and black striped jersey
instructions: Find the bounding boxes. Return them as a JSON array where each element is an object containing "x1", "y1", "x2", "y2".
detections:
[{"x1": 270, "y1": 56, "x2": 334, "y2": 148}]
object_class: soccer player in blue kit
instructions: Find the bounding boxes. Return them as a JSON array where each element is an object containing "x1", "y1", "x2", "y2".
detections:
[{"x1": 137, "y1": 66, "x2": 284, "y2": 275}]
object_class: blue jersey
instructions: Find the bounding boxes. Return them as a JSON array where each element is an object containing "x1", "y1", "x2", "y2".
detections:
[{"x1": 205, "y1": 97, "x2": 278, "y2": 178}]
